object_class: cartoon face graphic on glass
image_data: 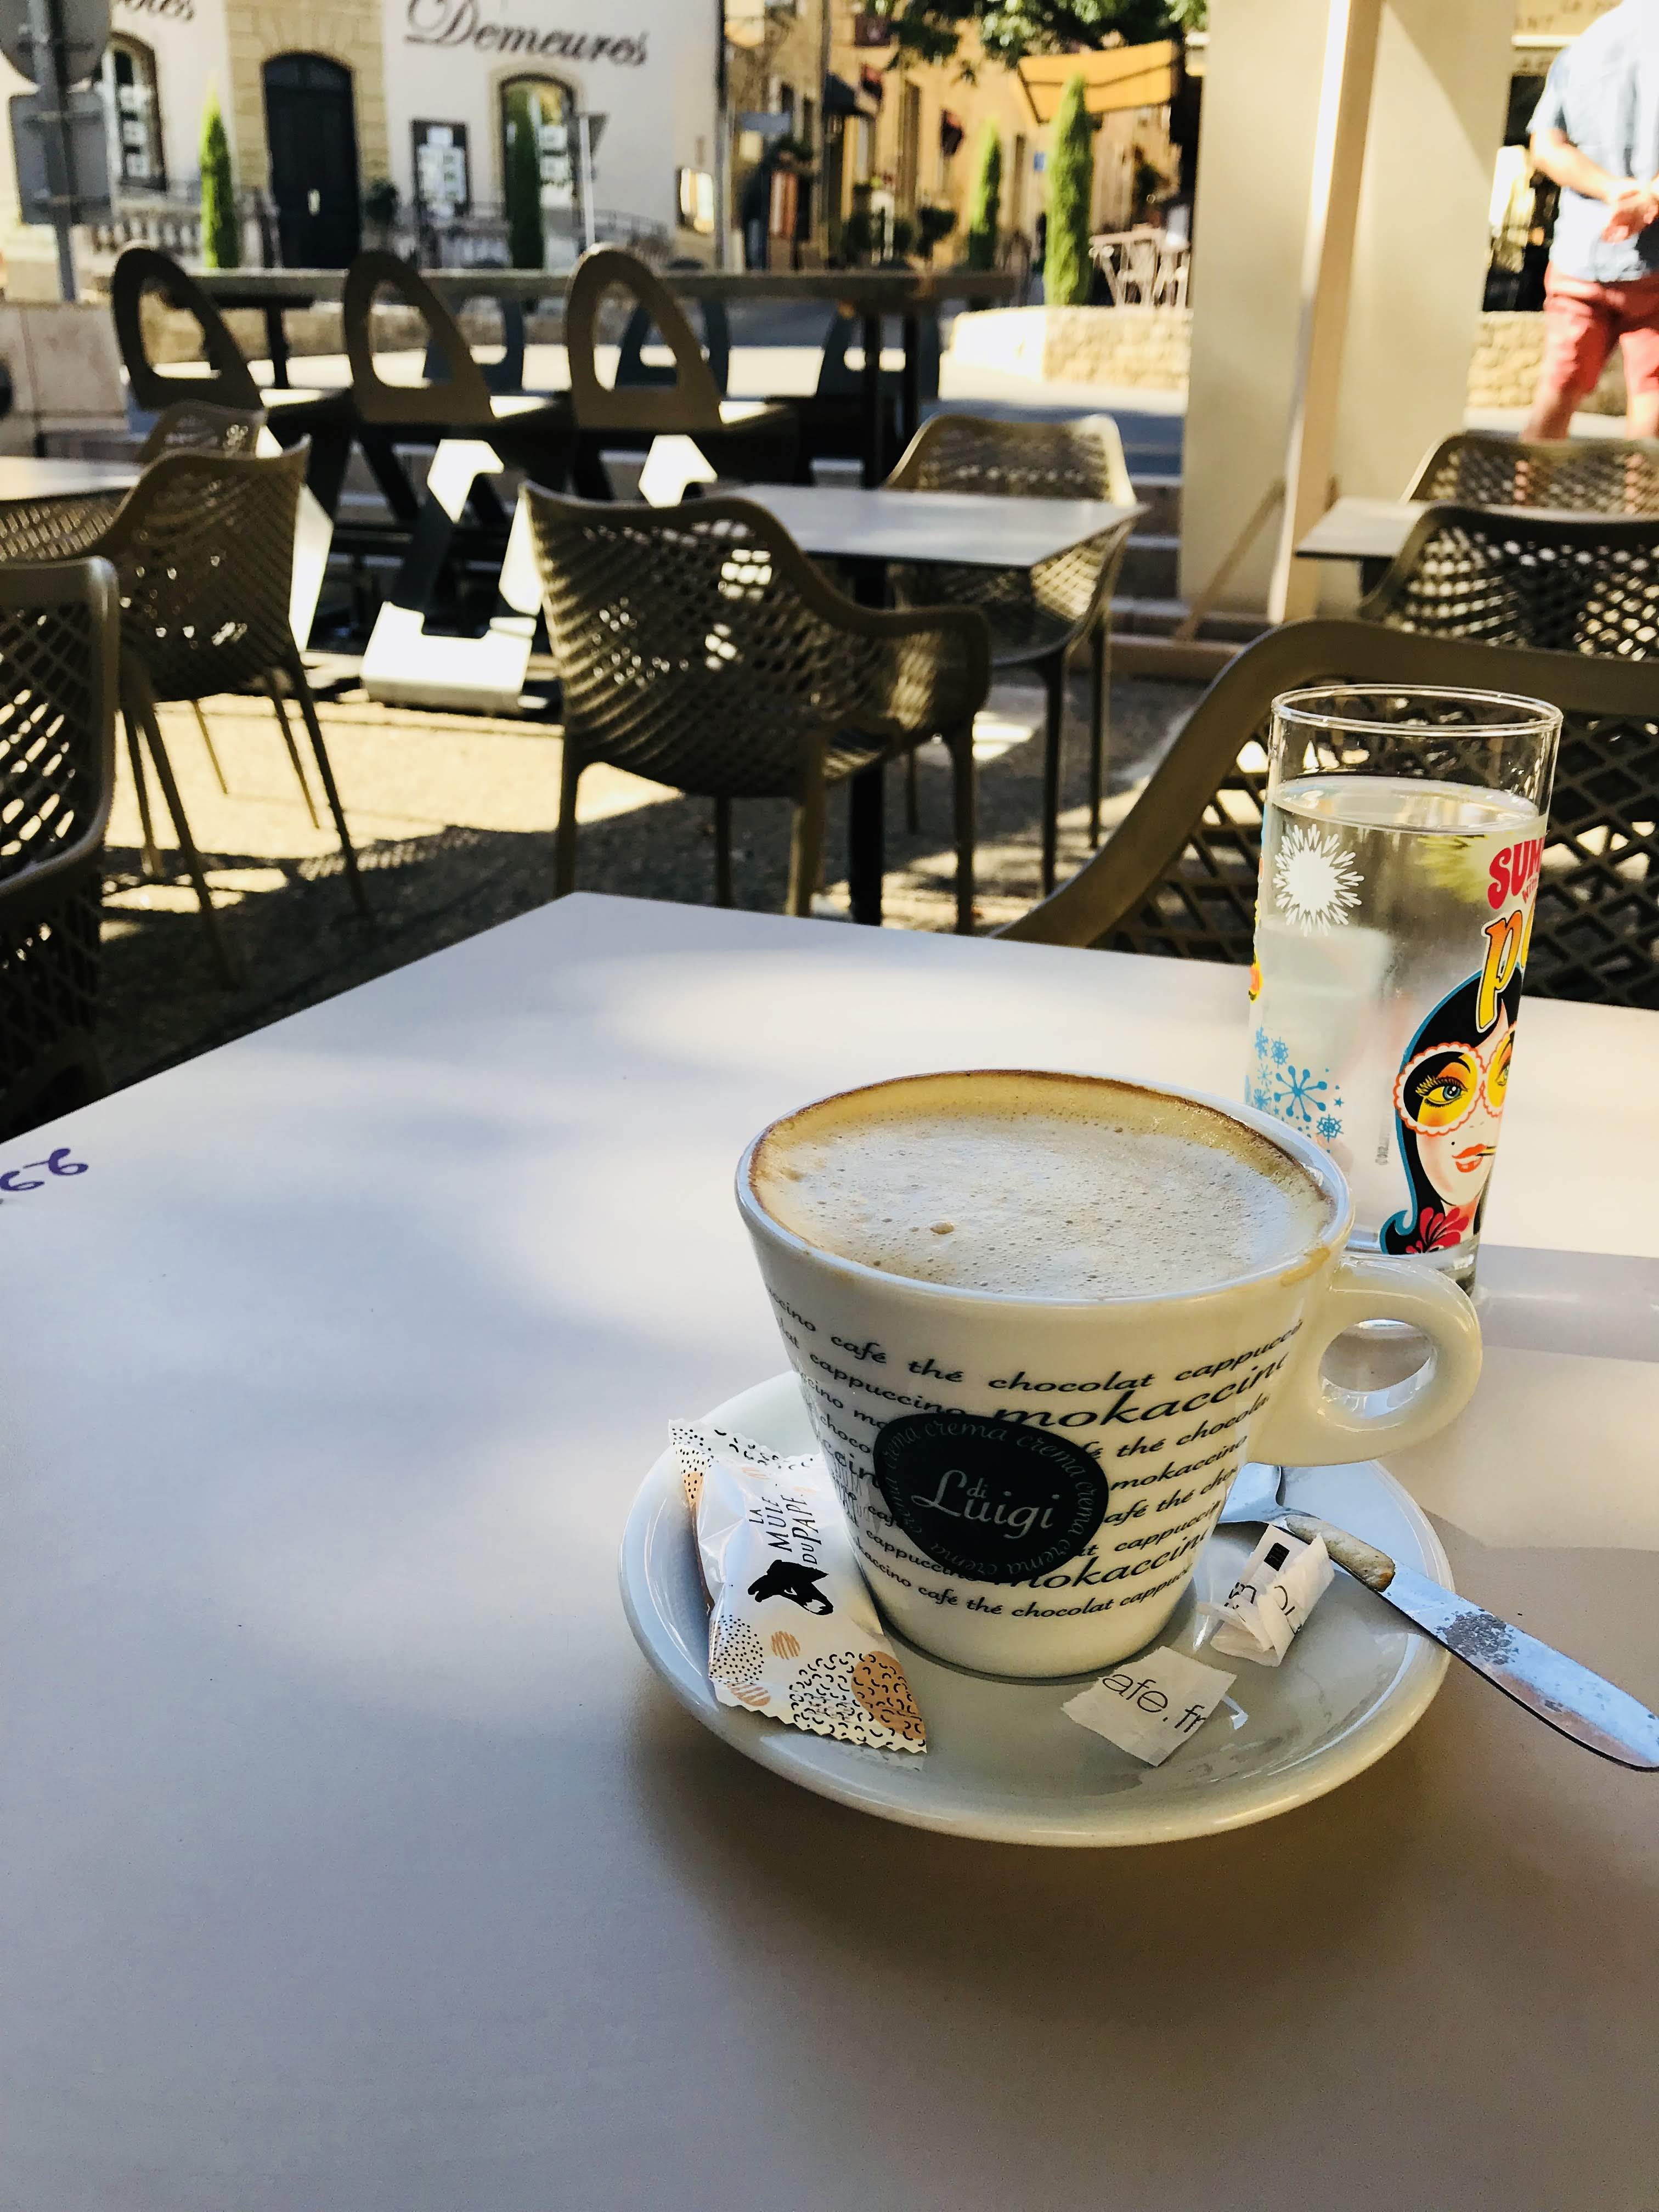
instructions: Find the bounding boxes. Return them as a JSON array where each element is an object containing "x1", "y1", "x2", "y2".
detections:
[{"x1": 1382, "y1": 962, "x2": 1522, "y2": 1256}]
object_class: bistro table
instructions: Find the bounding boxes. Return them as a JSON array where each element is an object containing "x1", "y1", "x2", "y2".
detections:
[
  {"x1": 1294, "y1": 494, "x2": 1633, "y2": 592},
  {"x1": 0, "y1": 456, "x2": 139, "y2": 502},
  {"x1": 0, "y1": 893, "x2": 1654, "y2": 2208},
  {"x1": 743, "y1": 483, "x2": 1146, "y2": 927}
]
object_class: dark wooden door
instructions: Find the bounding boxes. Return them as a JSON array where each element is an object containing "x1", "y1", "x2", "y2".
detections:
[{"x1": 263, "y1": 53, "x2": 360, "y2": 268}]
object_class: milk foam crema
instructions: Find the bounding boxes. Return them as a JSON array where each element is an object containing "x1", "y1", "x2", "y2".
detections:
[{"x1": 750, "y1": 1071, "x2": 1335, "y2": 1300}]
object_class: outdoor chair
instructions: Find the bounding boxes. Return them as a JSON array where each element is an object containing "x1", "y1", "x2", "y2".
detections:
[
  {"x1": 343, "y1": 250, "x2": 578, "y2": 527},
  {"x1": 110, "y1": 247, "x2": 353, "y2": 513},
  {"x1": 1357, "y1": 503, "x2": 1659, "y2": 659},
  {"x1": 55, "y1": 444, "x2": 365, "y2": 986},
  {"x1": 1000, "y1": 618, "x2": 1659, "y2": 1011},
  {"x1": 884, "y1": 411, "x2": 1138, "y2": 896},
  {"x1": 563, "y1": 247, "x2": 799, "y2": 497},
  {"x1": 1407, "y1": 431, "x2": 1659, "y2": 515},
  {"x1": 617, "y1": 259, "x2": 732, "y2": 396},
  {"x1": 138, "y1": 397, "x2": 267, "y2": 461},
  {"x1": 522, "y1": 488, "x2": 990, "y2": 929},
  {"x1": 0, "y1": 557, "x2": 119, "y2": 1138}
]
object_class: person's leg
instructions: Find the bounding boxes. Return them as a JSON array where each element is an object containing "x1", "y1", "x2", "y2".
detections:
[
  {"x1": 1615, "y1": 281, "x2": 1659, "y2": 439},
  {"x1": 1524, "y1": 272, "x2": 1614, "y2": 440}
]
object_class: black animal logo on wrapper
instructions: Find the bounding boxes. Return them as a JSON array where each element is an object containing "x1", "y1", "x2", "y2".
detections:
[
  {"x1": 873, "y1": 1413, "x2": 1109, "y2": 1584},
  {"x1": 747, "y1": 1560, "x2": 834, "y2": 1615}
]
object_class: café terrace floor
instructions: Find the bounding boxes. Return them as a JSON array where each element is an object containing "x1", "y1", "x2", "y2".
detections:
[{"x1": 100, "y1": 667, "x2": 1203, "y2": 1094}]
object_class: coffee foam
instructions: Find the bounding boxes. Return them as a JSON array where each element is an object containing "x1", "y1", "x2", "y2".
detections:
[{"x1": 751, "y1": 1071, "x2": 1334, "y2": 1300}]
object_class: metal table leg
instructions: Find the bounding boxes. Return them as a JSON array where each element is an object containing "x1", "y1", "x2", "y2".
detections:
[
  {"x1": 847, "y1": 552, "x2": 887, "y2": 924},
  {"x1": 901, "y1": 313, "x2": 922, "y2": 448},
  {"x1": 861, "y1": 312, "x2": 883, "y2": 488}
]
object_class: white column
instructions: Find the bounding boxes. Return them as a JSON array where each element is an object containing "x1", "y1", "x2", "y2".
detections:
[
  {"x1": 1182, "y1": 0, "x2": 1515, "y2": 620},
  {"x1": 1179, "y1": 0, "x2": 1332, "y2": 617}
]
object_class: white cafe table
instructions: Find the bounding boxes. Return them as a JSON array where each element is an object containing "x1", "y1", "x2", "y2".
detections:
[
  {"x1": 740, "y1": 481, "x2": 1144, "y2": 568},
  {"x1": 0, "y1": 456, "x2": 139, "y2": 503},
  {"x1": 1, "y1": 894, "x2": 1654, "y2": 2209}
]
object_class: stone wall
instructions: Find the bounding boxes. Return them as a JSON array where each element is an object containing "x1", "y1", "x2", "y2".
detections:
[{"x1": 949, "y1": 303, "x2": 1632, "y2": 414}]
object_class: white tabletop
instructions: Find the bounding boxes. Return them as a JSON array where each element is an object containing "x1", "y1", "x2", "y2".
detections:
[
  {"x1": 0, "y1": 456, "x2": 139, "y2": 502},
  {"x1": 1296, "y1": 495, "x2": 1426, "y2": 563},
  {"x1": 1, "y1": 895, "x2": 1655, "y2": 2208},
  {"x1": 741, "y1": 483, "x2": 1143, "y2": 566}
]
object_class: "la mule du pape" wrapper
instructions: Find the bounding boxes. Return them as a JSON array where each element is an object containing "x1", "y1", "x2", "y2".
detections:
[{"x1": 672, "y1": 1421, "x2": 927, "y2": 1754}]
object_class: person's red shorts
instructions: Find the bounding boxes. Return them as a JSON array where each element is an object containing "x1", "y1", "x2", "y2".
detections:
[{"x1": 1542, "y1": 265, "x2": 1659, "y2": 397}]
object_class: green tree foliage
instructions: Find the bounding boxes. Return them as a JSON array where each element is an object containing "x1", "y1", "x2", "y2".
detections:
[
  {"x1": 505, "y1": 87, "x2": 545, "y2": 270},
  {"x1": 1045, "y1": 71, "x2": 1093, "y2": 306},
  {"x1": 875, "y1": 0, "x2": 1203, "y2": 74},
  {"x1": 966, "y1": 122, "x2": 1002, "y2": 269},
  {"x1": 199, "y1": 86, "x2": 239, "y2": 270}
]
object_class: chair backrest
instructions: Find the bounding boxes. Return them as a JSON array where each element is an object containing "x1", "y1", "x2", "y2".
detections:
[
  {"x1": 0, "y1": 556, "x2": 119, "y2": 1135},
  {"x1": 564, "y1": 247, "x2": 724, "y2": 433},
  {"x1": 1359, "y1": 503, "x2": 1659, "y2": 658},
  {"x1": 138, "y1": 398, "x2": 267, "y2": 462},
  {"x1": 1408, "y1": 430, "x2": 1659, "y2": 516},
  {"x1": 885, "y1": 410, "x2": 1135, "y2": 505},
  {"x1": 421, "y1": 296, "x2": 527, "y2": 397},
  {"x1": 99, "y1": 444, "x2": 307, "y2": 701},
  {"x1": 110, "y1": 245, "x2": 263, "y2": 415},
  {"x1": 343, "y1": 250, "x2": 495, "y2": 428},
  {"x1": 521, "y1": 485, "x2": 989, "y2": 797},
  {"x1": 618, "y1": 258, "x2": 730, "y2": 396},
  {"x1": 999, "y1": 617, "x2": 1659, "y2": 1010}
]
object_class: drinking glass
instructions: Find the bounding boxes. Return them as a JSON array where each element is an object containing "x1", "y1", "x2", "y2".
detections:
[{"x1": 1245, "y1": 685, "x2": 1561, "y2": 1291}]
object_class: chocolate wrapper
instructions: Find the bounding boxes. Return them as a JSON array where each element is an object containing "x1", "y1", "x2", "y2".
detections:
[{"x1": 671, "y1": 1422, "x2": 927, "y2": 1754}]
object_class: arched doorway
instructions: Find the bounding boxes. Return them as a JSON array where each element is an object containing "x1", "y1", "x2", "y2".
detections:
[
  {"x1": 263, "y1": 53, "x2": 360, "y2": 267},
  {"x1": 499, "y1": 75, "x2": 580, "y2": 268}
]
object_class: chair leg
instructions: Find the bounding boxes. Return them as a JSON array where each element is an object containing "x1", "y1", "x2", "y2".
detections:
[
  {"x1": 131, "y1": 684, "x2": 238, "y2": 987},
  {"x1": 945, "y1": 722, "x2": 977, "y2": 935},
  {"x1": 555, "y1": 741, "x2": 583, "y2": 896},
  {"x1": 193, "y1": 701, "x2": 230, "y2": 796},
  {"x1": 1041, "y1": 651, "x2": 1065, "y2": 898},
  {"x1": 713, "y1": 795, "x2": 733, "y2": 907},
  {"x1": 904, "y1": 744, "x2": 920, "y2": 834},
  {"x1": 1088, "y1": 620, "x2": 1110, "y2": 850},
  {"x1": 261, "y1": 679, "x2": 320, "y2": 830},
  {"x1": 787, "y1": 758, "x2": 828, "y2": 918},
  {"x1": 123, "y1": 709, "x2": 161, "y2": 879},
  {"x1": 282, "y1": 652, "x2": 368, "y2": 917}
]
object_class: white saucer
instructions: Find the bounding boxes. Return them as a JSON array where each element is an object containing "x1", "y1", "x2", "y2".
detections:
[{"x1": 620, "y1": 1373, "x2": 1452, "y2": 1847}]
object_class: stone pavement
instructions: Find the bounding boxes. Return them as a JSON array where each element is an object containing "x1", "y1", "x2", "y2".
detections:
[{"x1": 99, "y1": 667, "x2": 1199, "y2": 1095}]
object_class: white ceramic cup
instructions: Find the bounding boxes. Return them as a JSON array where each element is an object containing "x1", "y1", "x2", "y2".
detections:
[{"x1": 737, "y1": 1070, "x2": 1482, "y2": 1679}]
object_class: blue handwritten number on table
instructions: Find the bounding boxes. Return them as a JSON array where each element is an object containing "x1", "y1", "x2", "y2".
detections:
[{"x1": 0, "y1": 1147, "x2": 89, "y2": 1193}]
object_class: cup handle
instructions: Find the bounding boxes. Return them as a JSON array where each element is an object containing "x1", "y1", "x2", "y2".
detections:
[{"x1": 1248, "y1": 1254, "x2": 1482, "y2": 1465}]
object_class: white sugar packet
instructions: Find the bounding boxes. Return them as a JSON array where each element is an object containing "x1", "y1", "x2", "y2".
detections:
[
  {"x1": 672, "y1": 1423, "x2": 926, "y2": 1754},
  {"x1": 1199, "y1": 1523, "x2": 1334, "y2": 1668},
  {"x1": 1063, "y1": 1647, "x2": 1236, "y2": 1766}
]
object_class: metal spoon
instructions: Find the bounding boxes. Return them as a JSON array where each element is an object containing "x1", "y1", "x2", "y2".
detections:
[{"x1": 1217, "y1": 1461, "x2": 1659, "y2": 1770}]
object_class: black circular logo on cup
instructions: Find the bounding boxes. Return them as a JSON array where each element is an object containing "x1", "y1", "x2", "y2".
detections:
[{"x1": 873, "y1": 1413, "x2": 1109, "y2": 1584}]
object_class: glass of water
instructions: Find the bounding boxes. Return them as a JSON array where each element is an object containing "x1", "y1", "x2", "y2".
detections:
[{"x1": 1245, "y1": 686, "x2": 1561, "y2": 1290}]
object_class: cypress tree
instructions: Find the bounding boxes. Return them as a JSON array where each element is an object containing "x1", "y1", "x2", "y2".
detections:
[
  {"x1": 1046, "y1": 72, "x2": 1094, "y2": 307},
  {"x1": 966, "y1": 123, "x2": 1002, "y2": 270},
  {"x1": 199, "y1": 86, "x2": 240, "y2": 270},
  {"x1": 505, "y1": 87, "x2": 545, "y2": 270}
]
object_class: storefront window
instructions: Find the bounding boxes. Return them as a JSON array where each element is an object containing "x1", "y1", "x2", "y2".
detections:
[{"x1": 100, "y1": 35, "x2": 163, "y2": 192}]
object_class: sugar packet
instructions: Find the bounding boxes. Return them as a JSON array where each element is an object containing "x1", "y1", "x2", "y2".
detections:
[
  {"x1": 1199, "y1": 1523, "x2": 1334, "y2": 1667},
  {"x1": 671, "y1": 1422, "x2": 927, "y2": 1754}
]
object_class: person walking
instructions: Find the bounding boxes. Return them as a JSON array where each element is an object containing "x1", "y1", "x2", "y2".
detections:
[{"x1": 1524, "y1": 0, "x2": 1659, "y2": 439}]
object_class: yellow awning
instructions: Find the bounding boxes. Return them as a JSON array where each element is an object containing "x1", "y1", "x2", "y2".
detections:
[{"x1": 1017, "y1": 42, "x2": 1180, "y2": 126}]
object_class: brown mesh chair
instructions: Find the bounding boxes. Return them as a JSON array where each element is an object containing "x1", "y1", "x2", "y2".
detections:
[
  {"x1": 884, "y1": 413, "x2": 1138, "y2": 896},
  {"x1": 562, "y1": 247, "x2": 800, "y2": 496},
  {"x1": 110, "y1": 246, "x2": 353, "y2": 510},
  {"x1": 0, "y1": 557, "x2": 119, "y2": 1137},
  {"x1": 1407, "y1": 431, "x2": 1659, "y2": 515},
  {"x1": 1357, "y1": 503, "x2": 1659, "y2": 659},
  {"x1": 138, "y1": 398, "x2": 266, "y2": 461},
  {"x1": 78, "y1": 445, "x2": 364, "y2": 984},
  {"x1": 1000, "y1": 618, "x2": 1659, "y2": 1011},
  {"x1": 523, "y1": 488, "x2": 990, "y2": 930}
]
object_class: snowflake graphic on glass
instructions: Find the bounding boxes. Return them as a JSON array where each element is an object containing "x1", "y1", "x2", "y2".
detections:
[
  {"x1": 1272, "y1": 821, "x2": 1363, "y2": 933},
  {"x1": 1247, "y1": 1026, "x2": 1344, "y2": 1144}
]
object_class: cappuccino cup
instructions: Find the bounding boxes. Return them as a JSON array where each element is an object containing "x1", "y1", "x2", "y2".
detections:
[{"x1": 737, "y1": 1070, "x2": 1481, "y2": 1679}]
